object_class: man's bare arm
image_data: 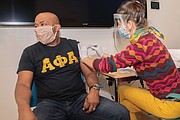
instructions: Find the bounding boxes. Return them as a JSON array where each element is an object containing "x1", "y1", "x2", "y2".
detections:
[
  {"x1": 80, "y1": 62, "x2": 100, "y2": 113},
  {"x1": 15, "y1": 71, "x2": 37, "y2": 120}
]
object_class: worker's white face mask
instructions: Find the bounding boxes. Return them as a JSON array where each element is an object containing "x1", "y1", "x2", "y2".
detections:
[{"x1": 34, "y1": 26, "x2": 57, "y2": 45}]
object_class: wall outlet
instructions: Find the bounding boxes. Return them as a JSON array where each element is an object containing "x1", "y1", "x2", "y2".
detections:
[{"x1": 151, "y1": 1, "x2": 160, "y2": 9}]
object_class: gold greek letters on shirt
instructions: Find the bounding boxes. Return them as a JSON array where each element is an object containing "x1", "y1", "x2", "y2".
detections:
[
  {"x1": 53, "y1": 55, "x2": 67, "y2": 68},
  {"x1": 41, "y1": 51, "x2": 78, "y2": 73},
  {"x1": 67, "y1": 51, "x2": 78, "y2": 64},
  {"x1": 41, "y1": 58, "x2": 56, "y2": 73}
]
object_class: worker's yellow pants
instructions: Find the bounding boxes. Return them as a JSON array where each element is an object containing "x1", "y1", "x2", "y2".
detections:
[{"x1": 118, "y1": 86, "x2": 180, "y2": 120}]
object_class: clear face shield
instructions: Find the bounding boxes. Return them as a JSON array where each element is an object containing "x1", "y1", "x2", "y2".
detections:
[{"x1": 113, "y1": 14, "x2": 130, "y2": 53}]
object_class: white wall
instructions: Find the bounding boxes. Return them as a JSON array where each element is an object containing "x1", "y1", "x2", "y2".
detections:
[
  {"x1": 1, "y1": 0, "x2": 180, "y2": 119},
  {"x1": 147, "y1": 0, "x2": 180, "y2": 49},
  {"x1": 0, "y1": 27, "x2": 36, "y2": 120}
]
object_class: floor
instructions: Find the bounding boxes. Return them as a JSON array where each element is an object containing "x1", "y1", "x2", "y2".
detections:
[{"x1": 136, "y1": 112, "x2": 159, "y2": 120}]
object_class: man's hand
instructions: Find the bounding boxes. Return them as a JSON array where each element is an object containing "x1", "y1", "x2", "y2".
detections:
[
  {"x1": 83, "y1": 88, "x2": 100, "y2": 113},
  {"x1": 18, "y1": 109, "x2": 37, "y2": 120},
  {"x1": 78, "y1": 43, "x2": 88, "y2": 59},
  {"x1": 88, "y1": 44, "x2": 104, "y2": 58}
]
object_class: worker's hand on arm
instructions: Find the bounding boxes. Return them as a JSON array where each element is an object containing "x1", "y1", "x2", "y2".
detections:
[
  {"x1": 88, "y1": 44, "x2": 104, "y2": 58},
  {"x1": 83, "y1": 88, "x2": 100, "y2": 113}
]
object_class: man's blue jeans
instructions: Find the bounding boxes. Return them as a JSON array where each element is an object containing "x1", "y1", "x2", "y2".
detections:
[{"x1": 33, "y1": 93, "x2": 130, "y2": 120}]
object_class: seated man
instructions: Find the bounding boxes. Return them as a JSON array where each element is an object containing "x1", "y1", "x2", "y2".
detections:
[{"x1": 14, "y1": 12, "x2": 130, "y2": 120}]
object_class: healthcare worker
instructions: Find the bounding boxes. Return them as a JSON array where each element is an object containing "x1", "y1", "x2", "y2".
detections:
[{"x1": 78, "y1": 0, "x2": 180, "y2": 120}]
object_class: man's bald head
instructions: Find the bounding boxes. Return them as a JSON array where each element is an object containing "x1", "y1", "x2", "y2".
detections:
[{"x1": 35, "y1": 12, "x2": 60, "y2": 26}]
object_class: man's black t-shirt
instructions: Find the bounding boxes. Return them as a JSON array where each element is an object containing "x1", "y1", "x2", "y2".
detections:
[{"x1": 17, "y1": 38, "x2": 86, "y2": 102}]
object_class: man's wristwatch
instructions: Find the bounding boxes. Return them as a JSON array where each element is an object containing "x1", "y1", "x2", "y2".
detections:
[{"x1": 89, "y1": 84, "x2": 102, "y2": 90}]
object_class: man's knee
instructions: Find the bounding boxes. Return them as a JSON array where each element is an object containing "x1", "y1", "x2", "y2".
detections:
[{"x1": 98, "y1": 97, "x2": 130, "y2": 120}]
